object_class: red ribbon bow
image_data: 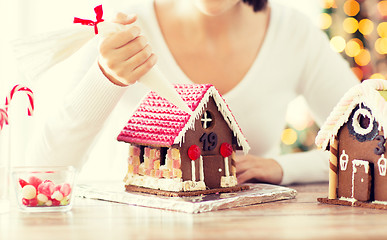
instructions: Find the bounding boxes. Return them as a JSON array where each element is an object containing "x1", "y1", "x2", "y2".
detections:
[{"x1": 73, "y1": 5, "x2": 104, "y2": 34}]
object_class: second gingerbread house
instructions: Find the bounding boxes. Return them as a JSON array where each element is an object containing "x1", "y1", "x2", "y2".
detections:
[{"x1": 316, "y1": 79, "x2": 387, "y2": 209}]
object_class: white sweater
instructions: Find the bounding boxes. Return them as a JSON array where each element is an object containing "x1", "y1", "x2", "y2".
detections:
[{"x1": 28, "y1": 0, "x2": 359, "y2": 185}]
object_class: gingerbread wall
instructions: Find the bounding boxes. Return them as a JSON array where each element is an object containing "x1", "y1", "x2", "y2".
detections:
[
  {"x1": 337, "y1": 122, "x2": 387, "y2": 201},
  {"x1": 178, "y1": 96, "x2": 234, "y2": 189}
]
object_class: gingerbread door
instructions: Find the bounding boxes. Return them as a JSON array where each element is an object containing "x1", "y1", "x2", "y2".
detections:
[
  {"x1": 202, "y1": 155, "x2": 224, "y2": 189},
  {"x1": 352, "y1": 160, "x2": 372, "y2": 202}
]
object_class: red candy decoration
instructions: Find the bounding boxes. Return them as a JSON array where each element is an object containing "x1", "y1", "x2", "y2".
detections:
[
  {"x1": 18, "y1": 178, "x2": 28, "y2": 188},
  {"x1": 51, "y1": 199, "x2": 61, "y2": 206},
  {"x1": 29, "y1": 198, "x2": 38, "y2": 207},
  {"x1": 38, "y1": 181, "x2": 55, "y2": 197},
  {"x1": 220, "y1": 143, "x2": 233, "y2": 158},
  {"x1": 188, "y1": 145, "x2": 201, "y2": 160},
  {"x1": 28, "y1": 176, "x2": 42, "y2": 189},
  {"x1": 60, "y1": 183, "x2": 72, "y2": 197}
]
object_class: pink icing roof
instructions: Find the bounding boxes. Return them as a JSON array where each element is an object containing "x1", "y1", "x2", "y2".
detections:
[{"x1": 117, "y1": 84, "x2": 213, "y2": 147}]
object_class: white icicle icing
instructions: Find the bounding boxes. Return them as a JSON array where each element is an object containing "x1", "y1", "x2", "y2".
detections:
[
  {"x1": 352, "y1": 159, "x2": 370, "y2": 174},
  {"x1": 199, "y1": 155, "x2": 204, "y2": 181},
  {"x1": 191, "y1": 160, "x2": 196, "y2": 182},
  {"x1": 174, "y1": 86, "x2": 250, "y2": 154},
  {"x1": 224, "y1": 157, "x2": 230, "y2": 177},
  {"x1": 316, "y1": 79, "x2": 387, "y2": 150}
]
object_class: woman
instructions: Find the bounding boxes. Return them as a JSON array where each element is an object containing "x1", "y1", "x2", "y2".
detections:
[{"x1": 29, "y1": 0, "x2": 358, "y2": 184}]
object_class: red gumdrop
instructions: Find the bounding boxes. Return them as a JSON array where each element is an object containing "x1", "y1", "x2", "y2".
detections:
[
  {"x1": 60, "y1": 183, "x2": 72, "y2": 197},
  {"x1": 52, "y1": 199, "x2": 61, "y2": 206},
  {"x1": 38, "y1": 181, "x2": 55, "y2": 197},
  {"x1": 54, "y1": 184, "x2": 62, "y2": 192},
  {"x1": 29, "y1": 198, "x2": 38, "y2": 207},
  {"x1": 188, "y1": 145, "x2": 201, "y2": 161},
  {"x1": 22, "y1": 198, "x2": 29, "y2": 206},
  {"x1": 28, "y1": 176, "x2": 43, "y2": 189},
  {"x1": 220, "y1": 143, "x2": 233, "y2": 158},
  {"x1": 19, "y1": 178, "x2": 28, "y2": 188}
]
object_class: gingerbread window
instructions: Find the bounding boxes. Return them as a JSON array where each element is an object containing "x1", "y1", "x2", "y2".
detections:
[
  {"x1": 201, "y1": 111, "x2": 214, "y2": 129},
  {"x1": 347, "y1": 105, "x2": 378, "y2": 142}
]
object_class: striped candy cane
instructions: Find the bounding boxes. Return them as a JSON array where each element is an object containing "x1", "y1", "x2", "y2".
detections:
[
  {"x1": 0, "y1": 108, "x2": 8, "y2": 132},
  {"x1": 5, "y1": 84, "x2": 34, "y2": 119}
]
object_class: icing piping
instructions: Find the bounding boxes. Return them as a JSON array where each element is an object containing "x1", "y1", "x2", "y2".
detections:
[
  {"x1": 191, "y1": 160, "x2": 196, "y2": 182},
  {"x1": 316, "y1": 79, "x2": 387, "y2": 150},
  {"x1": 199, "y1": 155, "x2": 204, "y2": 181},
  {"x1": 224, "y1": 157, "x2": 230, "y2": 177},
  {"x1": 173, "y1": 86, "x2": 250, "y2": 154},
  {"x1": 378, "y1": 154, "x2": 387, "y2": 176}
]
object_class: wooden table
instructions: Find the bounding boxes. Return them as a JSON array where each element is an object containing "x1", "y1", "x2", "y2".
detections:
[{"x1": 1, "y1": 183, "x2": 387, "y2": 240}]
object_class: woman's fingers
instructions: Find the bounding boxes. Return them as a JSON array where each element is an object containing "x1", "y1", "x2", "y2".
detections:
[
  {"x1": 100, "y1": 26, "x2": 141, "y2": 50},
  {"x1": 98, "y1": 14, "x2": 157, "y2": 86},
  {"x1": 114, "y1": 12, "x2": 137, "y2": 25},
  {"x1": 235, "y1": 155, "x2": 283, "y2": 184}
]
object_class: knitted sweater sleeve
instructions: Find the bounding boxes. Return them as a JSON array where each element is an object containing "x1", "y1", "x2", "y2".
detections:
[{"x1": 27, "y1": 42, "x2": 127, "y2": 169}]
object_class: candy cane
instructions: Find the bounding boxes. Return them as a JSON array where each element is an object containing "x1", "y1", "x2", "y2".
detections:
[
  {"x1": 5, "y1": 84, "x2": 34, "y2": 119},
  {"x1": 0, "y1": 108, "x2": 8, "y2": 132}
]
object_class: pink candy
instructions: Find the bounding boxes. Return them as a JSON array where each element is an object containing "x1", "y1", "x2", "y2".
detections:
[
  {"x1": 60, "y1": 183, "x2": 72, "y2": 197},
  {"x1": 18, "y1": 176, "x2": 72, "y2": 208},
  {"x1": 28, "y1": 176, "x2": 43, "y2": 189},
  {"x1": 38, "y1": 180, "x2": 55, "y2": 197}
]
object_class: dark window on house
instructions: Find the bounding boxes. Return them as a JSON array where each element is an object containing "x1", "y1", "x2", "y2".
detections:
[
  {"x1": 160, "y1": 147, "x2": 167, "y2": 166},
  {"x1": 139, "y1": 145, "x2": 145, "y2": 163},
  {"x1": 201, "y1": 110, "x2": 214, "y2": 129}
]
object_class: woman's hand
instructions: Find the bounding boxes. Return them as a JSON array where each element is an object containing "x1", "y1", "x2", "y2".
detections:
[
  {"x1": 235, "y1": 155, "x2": 283, "y2": 185},
  {"x1": 98, "y1": 12, "x2": 157, "y2": 86}
]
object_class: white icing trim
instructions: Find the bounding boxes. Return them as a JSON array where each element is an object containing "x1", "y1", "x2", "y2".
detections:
[
  {"x1": 191, "y1": 160, "x2": 196, "y2": 182},
  {"x1": 352, "y1": 159, "x2": 370, "y2": 174},
  {"x1": 125, "y1": 174, "x2": 183, "y2": 192},
  {"x1": 340, "y1": 150, "x2": 349, "y2": 171},
  {"x1": 199, "y1": 155, "x2": 204, "y2": 181},
  {"x1": 183, "y1": 181, "x2": 206, "y2": 191},
  {"x1": 224, "y1": 157, "x2": 230, "y2": 177},
  {"x1": 352, "y1": 108, "x2": 374, "y2": 135},
  {"x1": 173, "y1": 86, "x2": 250, "y2": 154},
  {"x1": 220, "y1": 176, "x2": 238, "y2": 188},
  {"x1": 378, "y1": 154, "x2": 387, "y2": 176},
  {"x1": 339, "y1": 197, "x2": 357, "y2": 204},
  {"x1": 373, "y1": 200, "x2": 387, "y2": 205},
  {"x1": 351, "y1": 159, "x2": 370, "y2": 199},
  {"x1": 124, "y1": 174, "x2": 207, "y2": 192},
  {"x1": 316, "y1": 79, "x2": 387, "y2": 150}
]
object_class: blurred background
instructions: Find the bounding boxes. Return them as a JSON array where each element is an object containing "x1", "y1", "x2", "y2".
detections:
[{"x1": 0, "y1": 0, "x2": 383, "y2": 177}]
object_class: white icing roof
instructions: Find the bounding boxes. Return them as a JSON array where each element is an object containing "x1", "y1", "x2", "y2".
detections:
[{"x1": 315, "y1": 79, "x2": 387, "y2": 150}]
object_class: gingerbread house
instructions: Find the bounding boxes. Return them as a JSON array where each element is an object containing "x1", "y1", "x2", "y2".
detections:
[
  {"x1": 316, "y1": 79, "x2": 387, "y2": 209},
  {"x1": 117, "y1": 84, "x2": 250, "y2": 196}
]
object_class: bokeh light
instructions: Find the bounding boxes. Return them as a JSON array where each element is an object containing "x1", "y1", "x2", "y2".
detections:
[
  {"x1": 354, "y1": 49, "x2": 371, "y2": 66},
  {"x1": 330, "y1": 36, "x2": 346, "y2": 52},
  {"x1": 375, "y1": 37, "x2": 387, "y2": 54},
  {"x1": 320, "y1": 12, "x2": 332, "y2": 29},
  {"x1": 378, "y1": 1, "x2": 387, "y2": 16},
  {"x1": 281, "y1": 128, "x2": 298, "y2": 146},
  {"x1": 358, "y1": 19, "x2": 374, "y2": 35},
  {"x1": 377, "y1": 22, "x2": 387, "y2": 38},
  {"x1": 323, "y1": 0, "x2": 387, "y2": 81},
  {"x1": 370, "y1": 73, "x2": 386, "y2": 79},
  {"x1": 324, "y1": 0, "x2": 336, "y2": 9},
  {"x1": 343, "y1": 0, "x2": 360, "y2": 16},
  {"x1": 345, "y1": 39, "x2": 361, "y2": 57},
  {"x1": 343, "y1": 17, "x2": 359, "y2": 33}
]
